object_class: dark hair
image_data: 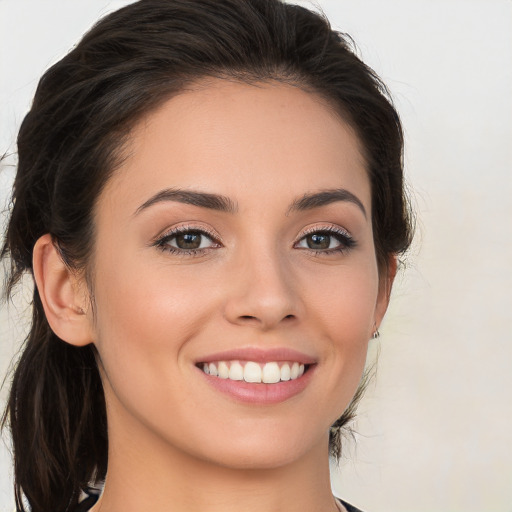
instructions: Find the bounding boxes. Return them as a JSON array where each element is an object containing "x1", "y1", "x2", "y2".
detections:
[{"x1": 1, "y1": 0, "x2": 413, "y2": 510}]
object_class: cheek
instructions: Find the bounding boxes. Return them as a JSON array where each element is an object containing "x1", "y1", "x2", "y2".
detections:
[
  {"x1": 90, "y1": 251, "x2": 216, "y2": 400},
  {"x1": 305, "y1": 258, "x2": 379, "y2": 341},
  {"x1": 301, "y1": 259, "x2": 378, "y2": 412}
]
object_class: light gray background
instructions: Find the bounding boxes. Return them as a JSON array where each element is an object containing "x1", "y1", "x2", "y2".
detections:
[{"x1": 1, "y1": 1, "x2": 511, "y2": 511}]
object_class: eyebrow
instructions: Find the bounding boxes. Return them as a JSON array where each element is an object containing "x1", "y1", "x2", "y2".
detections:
[
  {"x1": 286, "y1": 188, "x2": 367, "y2": 218},
  {"x1": 134, "y1": 187, "x2": 366, "y2": 218},
  {"x1": 134, "y1": 188, "x2": 238, "y2": 215}
]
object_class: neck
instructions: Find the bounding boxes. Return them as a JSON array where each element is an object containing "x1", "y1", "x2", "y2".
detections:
[{"x1": 93, "y1": 403, "x2": 339, "y2": 512}]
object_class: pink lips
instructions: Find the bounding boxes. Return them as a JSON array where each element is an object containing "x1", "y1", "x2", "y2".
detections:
[
  {"x1": 196, "y1": 347, "x2": 317, "y2": 404},
  {"x1": 197, "y1": 347, "x2": 317, "y2": 365}
]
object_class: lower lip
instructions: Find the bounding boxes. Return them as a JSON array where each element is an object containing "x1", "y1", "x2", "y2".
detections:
[{"x1": 198, "y1": 365, "x2": 315, "y2": 404}]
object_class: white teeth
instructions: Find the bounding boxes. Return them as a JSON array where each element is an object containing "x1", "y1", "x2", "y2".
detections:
[
  {"x1": 244, "y1": 361, "x2": 262, "y2": 383},
  {"x1": 228, "y1": 361, "x2": 244, "y2": 381},
  {"x1": 262, "y1": 362, "x2": 280, "y2": 383},
  {"x1": 290, "y1": 362, "x2": 300, "y2": 379},
  {"x1": 201, "y1": 360, "x2": 308, "y2": 383},
  {"x1": 280, "y1": 363, "x2": 291, "y2": 381},
  {"x1": 218, "y1": 361, "x2": 229, "y2": 379},
  {"x1": 208, "y1": 362, "x2": 218, "y2": 376}
]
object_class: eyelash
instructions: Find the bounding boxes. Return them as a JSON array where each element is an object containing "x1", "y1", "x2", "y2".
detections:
[
  {"x1": 153, "y1": 224, "x2": 356, "y2": 257},
  {"x1": 297, "y1": 226, "x2": 356, "y2": 256},
  {"x1": 153, "y1": 224, "x2": 220, "y2": 257}
]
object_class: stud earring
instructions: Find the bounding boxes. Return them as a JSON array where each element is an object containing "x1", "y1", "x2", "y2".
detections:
[{"x1": 372, "y1": 324, "x2": 380, "y2": 339}]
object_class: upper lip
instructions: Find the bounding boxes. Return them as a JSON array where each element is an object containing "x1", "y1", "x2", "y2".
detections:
[{"x1": 196, "y1": 347, "x2": 317, "y2": 365}]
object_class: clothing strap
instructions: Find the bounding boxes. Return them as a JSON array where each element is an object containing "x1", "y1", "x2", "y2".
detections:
[{"x1": 338, "y1": 497, "x2": 365, "y2": 512}]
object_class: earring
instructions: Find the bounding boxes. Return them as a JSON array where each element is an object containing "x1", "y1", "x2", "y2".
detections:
[{"x1": 372, "y1": 324, "x2": 380, "y2": 339}]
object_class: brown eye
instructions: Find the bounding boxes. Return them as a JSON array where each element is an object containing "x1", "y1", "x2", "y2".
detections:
[
  {"x1": 305, "y1": 233, "x2": 331, "y2": 250},
  {"x1": 175, "y1": 232, "x2": 203, "y2": 249},
  {"x1": 155, "y1": 227, "x2": 219, "y2": 255}
]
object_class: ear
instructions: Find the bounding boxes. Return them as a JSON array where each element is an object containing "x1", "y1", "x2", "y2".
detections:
[
  {"x1": 32, "y1": 234, "x2": 94, "y2": 347},
  {"x1": 374, "y1": 254, "x2": 398, "y2": 329}
]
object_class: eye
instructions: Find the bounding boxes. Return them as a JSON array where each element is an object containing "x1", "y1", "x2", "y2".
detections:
[
  {"x1": 168, "y1": 231, "x2": 210, "y2": 250},
  {"x1": 295, "y1": 226, "x2": 356, "y2": 255},
  {"x1": 154, "y1": 225, "x2": 220, "y2": 255}
]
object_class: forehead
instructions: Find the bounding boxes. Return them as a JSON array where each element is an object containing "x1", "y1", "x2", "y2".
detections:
[{"x1": 99, "y1": 79, "x2": 370, "y2": 216}]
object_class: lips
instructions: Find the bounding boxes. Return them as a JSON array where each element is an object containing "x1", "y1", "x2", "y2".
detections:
[
  {"x1": 195, "y1": 347, "x2": 316, "y2": 404},
  {"x1": 197, "y1": 347, "x2": 316, "y2": 365}
]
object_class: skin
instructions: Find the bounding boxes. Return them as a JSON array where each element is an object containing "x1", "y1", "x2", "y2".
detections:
[{"x1": 34, "y1": 79, "x2": 394, "y2": 512}]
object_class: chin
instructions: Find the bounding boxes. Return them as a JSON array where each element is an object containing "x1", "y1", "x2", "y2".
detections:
[{"x1": 192, "y1": 426, "x2": 326, "y2": 470}]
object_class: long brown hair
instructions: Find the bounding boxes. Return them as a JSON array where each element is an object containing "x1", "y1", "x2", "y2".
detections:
[{"x1": 1, "y1": 1, "x2": 413, "y2": 510}]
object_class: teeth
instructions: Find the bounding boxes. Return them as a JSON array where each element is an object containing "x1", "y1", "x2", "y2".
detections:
[
  {"x1": 262, "y1": 362, "x2": 280, "y2": 383},
  {"x1": 228, "y1": 361, "x2": 244, "y2": 381},
  {"x1": 280, "y1": 363, "x2": 291, "y2": 381},
  {"x1": 218, "y1": 361, "x2": 229, "y2": 379},
  {"x1": 208, "y1": 362, "x2": 218, "y2": 377},
  {"x1": 244, "y1": 361, "x2": 262, "y2": 383},
  {"x1": 201, "y1": 360, "x2": 307, "y2": 383}
]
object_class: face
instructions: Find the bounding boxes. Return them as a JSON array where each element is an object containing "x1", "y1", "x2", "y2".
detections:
[{"x1": 87, "y1": 79, "x2": 389, "y2": 469}]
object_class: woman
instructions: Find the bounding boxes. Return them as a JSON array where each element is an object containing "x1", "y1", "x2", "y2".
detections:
[{"x1": 1, "y1": 0, "x2": 413, "y2": 511}]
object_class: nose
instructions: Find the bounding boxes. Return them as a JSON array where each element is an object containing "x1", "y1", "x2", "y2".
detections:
[{"x1": 223, "y1": 247, "x2": 303, "y2": 331}]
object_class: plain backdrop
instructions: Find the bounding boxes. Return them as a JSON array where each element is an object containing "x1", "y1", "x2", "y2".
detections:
[{"x1": 1, "y1": 1, "x2": 511, "y2": 511}]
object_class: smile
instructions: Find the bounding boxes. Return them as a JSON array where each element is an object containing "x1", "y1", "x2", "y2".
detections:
[{"x1": 200, "y1": 360, "x2": 307, "y2": 383}]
